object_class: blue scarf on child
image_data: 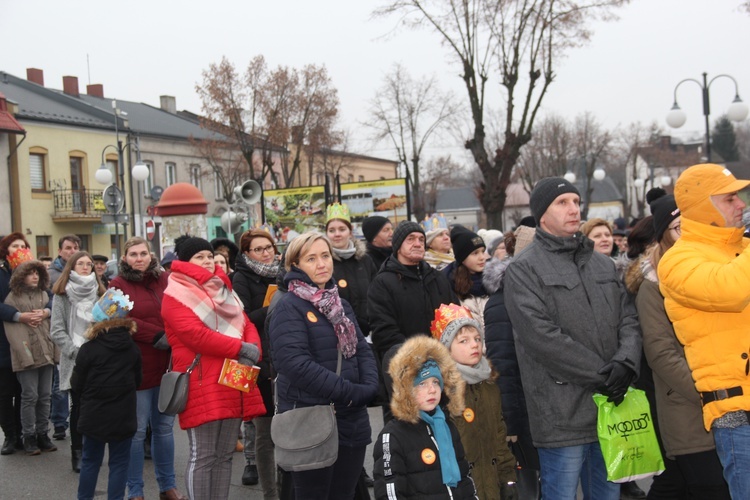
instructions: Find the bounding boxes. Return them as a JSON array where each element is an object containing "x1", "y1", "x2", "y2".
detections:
[{"x1": 419, "y1": 405, "x2": 461, "y2": 488}]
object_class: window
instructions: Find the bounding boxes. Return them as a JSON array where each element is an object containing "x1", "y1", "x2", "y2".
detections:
[
  {"x1": 76, "y1": 235, "x2": 90, "y2": 253},
  {"x1": 316, "y1": 173, "x2": 324, "y2": 185},
  {"x1": 165, "y1": 162, "x2": 176, "y2": 186},
  {"x1": 347, "y1": 174, "x2": 354, "y2": 183},
  {"x1": 190, "y1": 165, "x2": 202, "y2": 190},
  {"x1": 35, "y1": 236, "x2": 50, "y2": 258},
  {"x1": 358, "y1": 175, "x2": 365, "y2": 182},
  {"x1": 142, "y1": 162, "x2": 153, "y2": 196},
  {"x1": 213, "y1": 171, "x2": 224, "y2": 200},
  {"x1": 29, "y1": 153, "x2": 47, "y2": 190},
  {"x1": 105, "y1": 159, "x2": 117, "y2": 184}
]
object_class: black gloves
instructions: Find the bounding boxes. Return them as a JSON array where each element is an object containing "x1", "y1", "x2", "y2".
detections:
[
  {"x1": 597, "y1": 361, "x2": 635, "y2": 406},
  {"x1": 152, "y1": 331, "x2": 170, "y2": 350},
  {"x1": 238, "y1": 342, "x2": 260, "y2": 367}
]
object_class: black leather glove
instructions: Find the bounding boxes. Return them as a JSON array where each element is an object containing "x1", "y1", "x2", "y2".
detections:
[
  {"x1": 238, "y1": 342, "x2": 260, "y2": 367},
  {"x1": 597, "y1": 361, "x2": 635, "y2": 405}
]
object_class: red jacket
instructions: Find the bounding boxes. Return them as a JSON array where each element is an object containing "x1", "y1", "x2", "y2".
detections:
[
  {"x1": 110, "y1": 260, "x2": 170, "y2": 390},
  {"x1": 162, "y1": 260, "x2": 264, "y2": 430}
]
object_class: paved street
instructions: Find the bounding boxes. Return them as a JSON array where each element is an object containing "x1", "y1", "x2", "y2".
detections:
[{"x1": 0, "y1": 408, "x2": 382, "y2": 499}]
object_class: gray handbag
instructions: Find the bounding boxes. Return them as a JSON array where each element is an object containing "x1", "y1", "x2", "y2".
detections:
[
  {"x1": 271, "y1": 351, "x2": 341, "y2": 472},
  {"x1": 158, "y1": 354, "x2": 200, "y2": 416}
]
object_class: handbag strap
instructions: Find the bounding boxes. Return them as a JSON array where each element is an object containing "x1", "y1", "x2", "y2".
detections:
[
  {"x1": 274, "y1": 350, "x2": 342, "y2": 413},
  {"x1": 168, "y1": 353, "x2": 201, "y2": 373}
]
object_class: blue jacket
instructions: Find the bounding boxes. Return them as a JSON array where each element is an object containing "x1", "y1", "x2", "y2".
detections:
[{"x1": 269, "y1": 267, "x2": 379, "y2": 447}]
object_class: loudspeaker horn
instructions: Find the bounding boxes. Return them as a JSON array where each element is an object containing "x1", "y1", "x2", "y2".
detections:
[
  {"x1": 220, "y1": 210, "x2": 248, "y2": 234},
  {"x1": 233, "y1": 180, "x2": 262, "y2": 205}
]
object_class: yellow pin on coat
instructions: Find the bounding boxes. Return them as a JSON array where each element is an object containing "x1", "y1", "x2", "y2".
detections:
[
  {"x1": 306, "y1": 311, "x2": 318, "y2": 323},
  {"x1": 421, "y1": 448, "x2": 436, "y2": 465}
]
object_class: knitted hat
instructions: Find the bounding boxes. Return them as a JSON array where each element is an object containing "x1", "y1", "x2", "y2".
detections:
[
  {"x1": 413, "y1": 359, "x2": 444, "y2": 390},
  {"x1": 487, "y1": 236, "x2": 505, "y2": 257},
  {"x1": 174, "y1": 235, "x2": 214, "y2": 262},
  {"x1": 478, "y1": 229, "x2": 502, "y2": 248},
  {"x1": 650, "y1": 194, "x2": 680, "y2": 242},
  {"x1": 392, "y1": 221, "x2": 425, "y2": 254},
  {"x1": 426, "y1": 228, "x2": 449, "y2": 248},
  {"x1": 361, "y1": 216, "x2": 390, "y2": 243},
  {"x1": 430, "y1": 303, "x2": 482, "y2": 349},
  {"x1": 529, "y1": 177, "x2": 580, "y2": 224},
  {"x1": 210, "y1": 238, "x2": 240, "y2": 268},
  {"x1": 513, "y1": 226, "x2": 536, "y2": 255},
  {"x1": 674, "y1": 164, "x2": 750, "y2": 226},
  {"x1": 517, "y1": 215, "x2": 536, "y2": 228},
  {"x1": 450, "y1": 226, "x2": 486, "y2": 265},
  {"x1": 91, "y1": 288, "x2": 134, "y2": 322}
]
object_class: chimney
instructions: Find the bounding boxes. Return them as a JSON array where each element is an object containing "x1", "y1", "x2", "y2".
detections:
[
  {"x1": 86, "y1": 84, "x2": 104, "y2": 98},
  {"x1": 26, "y1": 68, "x2": 44, "y2": 86},
  {"x1": 160, "y1": 95, "x2": 176, "y2": 114},
  {"x1": 62, "y1": 76, "x2": 79, "y2": 97}
]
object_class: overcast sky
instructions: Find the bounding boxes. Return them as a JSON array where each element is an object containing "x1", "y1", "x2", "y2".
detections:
[{"x1": 3, "y1": 0, "x2": 749, "y2": 164}]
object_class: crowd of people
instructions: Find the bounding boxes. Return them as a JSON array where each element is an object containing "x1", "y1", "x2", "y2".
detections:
[{"x1": 2, "y1": 162, "x2": 750, "y2": 499}]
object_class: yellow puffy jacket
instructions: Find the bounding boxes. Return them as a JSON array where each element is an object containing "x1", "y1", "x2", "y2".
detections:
[{"x1": 658, "y1": 217, "x2": 750, "y2": 430}]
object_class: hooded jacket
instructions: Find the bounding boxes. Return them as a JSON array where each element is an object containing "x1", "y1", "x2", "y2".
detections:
[
  {"x1": 373, "y1": 335, "x2": 476, "y2": 499},
  {"x1": 332, "y1": 238, "x2": 377, "y2": 335},
  {"x1": 658, "y1": 217, "x2": 750, "y2": 430},
  {"x1": 504, "y1": 229, "x2": 642, "y2": 448},
  {"x1": 3, "y1": 260, "x2": 55, "y2": 372},
  {"x1": 626, "y1": 254, "x2": 715, "y2": 459},
  {"x1": 109, "y1": 258, "x2": 170, "y2": 390},
  {"x1": 70, "y1": 318, "x2": 142, "y2": 442},
  {"x1": 268, "y1": 267, "x2": 379, "y2": 448},
  {"x1": 161, "y1": 260, "x2": 265, "y2": 430},
  {"x1": 368, "y1": 255, "x2": 457, "y2": 359}
]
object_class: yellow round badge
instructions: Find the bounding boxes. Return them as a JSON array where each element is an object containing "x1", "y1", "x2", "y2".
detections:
[
  {"x1": 338, "y1": 279, "x2": 348, "y2": 288},
  {"x1": 463, "y1": 407, "x2": 475, "y2": 423},
  {"x1": 421, "y1": 448, "x2": 436, "y2": 465},
  {"x1": 306, "y1": 311, "x2": 318, "y2": 323}
]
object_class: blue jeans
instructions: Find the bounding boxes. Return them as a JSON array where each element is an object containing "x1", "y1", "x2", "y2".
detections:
[
  {"x1": 50, "y1": 365, "x2": 69, "y2": 430},
  {"x1": 538, "y1": 442, "x2": 619, "y2": 500},
  {"x1": 127, "y1": 387, "x2": 177, "y2": 497},
  {"x1": 713, "y1": 424, "x2": 750, "y2": 499},
  {"x1": 78, "y1": 435, "x2": 132, "y2": 500}
]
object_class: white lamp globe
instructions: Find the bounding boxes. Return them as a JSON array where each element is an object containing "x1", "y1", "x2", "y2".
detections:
[
  {"x1": 727, "y1": 97, "x2": 749, "y2": 122},
  {"x1": 95, "y1": 164, "x2": 113, "y2": 185},
  {"x1": 131, "y1": 161, "x2": 150, "y2": 182},
  {"x1": 666, "y1": 106, "x2": 687, "y2": 128},
  {"x1": 563, "y1": 171, "x2": 576, "y2": 183},
  {"x1": 661, "y1": 175, "x2": 672, "y2": 186},
  {"x1": 634, "y1": 178, "x2": 645, "y2": 188},
  {"x1": 593, "y1": 168, "x2": 606, "y2": 181}
]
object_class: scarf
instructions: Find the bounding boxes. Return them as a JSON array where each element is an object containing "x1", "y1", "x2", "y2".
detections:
[
  {"x1": 164, "y1": 270, "x2": 245, "y2": 339},
  {"x1": 419, "y1": 405, "x2": 461, "y2": 488},
  {"x1": 468, "y1": 272, "x2": 488, "y2": 297},
  {"x1": 243, "y1": 254, "x2": 281, "y2": 279},
  {"x1": 332, "y1": 240, "x2": 357, "y2": 260},
  {"x1": 288, "y1": 279, "x2": 357, "y2": 359},
  {"x1": 455, "y1": 357, "x2": 492, "y2": 385},
  {"x1": 65, "y1": 272, "x2": 99, "y2": 347}
]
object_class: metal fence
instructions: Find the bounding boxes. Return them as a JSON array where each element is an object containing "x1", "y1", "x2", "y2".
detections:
[{"x1": 52, "y1": 188, "x2": 106, "y2": 216}]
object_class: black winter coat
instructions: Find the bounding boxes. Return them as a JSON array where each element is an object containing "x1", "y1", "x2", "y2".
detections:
[
  {"x1": 268, "y1": 267, "x2": 379, "y2": 448},
  {"x1": 332, "y1": 239, "x2": 377, "y2": 335},
  {"x1": 71, "y1": 319, "x2": 142, "y2": 442},
  {"x1": 368, "y1": 255, "x2": 457, "y2": 359},
  {"x1": 366, "y1": 242, "x2": 392, "y2": 273},
  {"x1": 0, "y1": 262, "x2": 18, "y2": 369}
]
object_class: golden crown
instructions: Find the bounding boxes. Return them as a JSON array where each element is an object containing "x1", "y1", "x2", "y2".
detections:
[
  {"x1": 430, "y1": 303, "x2": 474, "y2": 340},
  {"x1": 326, "y1": 203, "x2": 351, "y2": 223},
  {"x1": 421, "y1": 213, "x2": 448, "y2": 232}
]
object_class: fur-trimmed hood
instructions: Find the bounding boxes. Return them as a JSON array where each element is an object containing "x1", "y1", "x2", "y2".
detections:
[
  {"x1": 482, "y1": 256, "x2": 511, "y2": 295},
  {"x1": 9, "y1": 260, "x2": 49, "y2": 293},
  {"x1": 117, "y1": 256, "x2": 162, "y2": 282},
  {"x1": 624, "y1": 253, "x2": 657, "y2": 296},
  {"x1": 332, "y1": 238, "x2": 367, "y2": 262},
  {"x1": 387, "y1": 335, "x2": 465, "y2": 424},
  {"x1": 84, "y1": 317, "x2": 137, "y2": 341}
]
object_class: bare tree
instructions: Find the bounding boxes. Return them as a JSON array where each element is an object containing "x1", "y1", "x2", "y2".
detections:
[
  {"x1": 420, "y1": 155, "x2": 469, "y2": 215},
  {"x1": 735, "y1": 120, "x2": 750, "y2": 161},
  {"x1": 365, "y1": 63, "x2": 460, "y2": 221},
  {"x1": 374, "y1": 0, "x2": 629, "y2": 229},
  {"x1": 515, "y1": 114, "x2": 573, "y2": 192},
  {"x1": 571, "y1": 112, "x2": 612, "y2": 220}
]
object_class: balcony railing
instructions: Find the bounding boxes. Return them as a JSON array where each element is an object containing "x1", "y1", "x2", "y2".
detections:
[{"x1": 52, "y1": 188, "x2": 107, "y2": 217}]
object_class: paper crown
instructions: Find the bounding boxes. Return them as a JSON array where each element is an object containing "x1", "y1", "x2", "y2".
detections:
[
  {"x1": 326, "y1": 203, "x2": 351, "y2": 223},
  {"x1": 91, "y1": 288, "x2": 134, "y2": 322},
  {"x1": 421, "y1": 213, "x2": 448, "y2": 232},
  {"x1": 430, "y1": 303, "x2": 474, "y2": 340},
  {"x1": 7, "y1": 248, "x2": 33, "y2": 270}
]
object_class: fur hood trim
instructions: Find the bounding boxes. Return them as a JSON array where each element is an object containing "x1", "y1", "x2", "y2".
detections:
[
  {"x1": 624, "y1": 254, "x2": 656, "y2": 295},
  {"x1": 388, "y1": 335, "x2": 465, "y2": 424},
  {"x1": 84, "y1": 318, "x2": 137, "y2": 340},
  {"x1": 117, "y1": 256, "x2": 161, "y2": 282},
  {"x1": 9, "y1": 260, "x2": 49, "y2": 293},
  {"x1": 482, "y1": 257, "x2": 511, "y2": 295},
  {"x1": 332, "y1": 238, "x2": 367, "y2": 262}
]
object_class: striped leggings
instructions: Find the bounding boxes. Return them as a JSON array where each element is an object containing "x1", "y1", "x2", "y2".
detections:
[{"x1": 185, "y1": 418, "x2": 241, "y2": 500}]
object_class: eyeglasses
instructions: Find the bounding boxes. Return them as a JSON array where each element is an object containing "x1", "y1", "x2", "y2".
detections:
[
  {"x1": 669, "y1": 224, "x2": 681, "y2": 235},
  {"x1": 251, "y1": 245, "x2": 275, "y2": 255},
  {"x1": 75, "y1": 262, "x2": 94, "y2": 268}
]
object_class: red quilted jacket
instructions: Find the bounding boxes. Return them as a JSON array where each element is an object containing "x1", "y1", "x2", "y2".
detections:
[{"x1": 162, "y1": 261, "x2": 264, "y2": 429}]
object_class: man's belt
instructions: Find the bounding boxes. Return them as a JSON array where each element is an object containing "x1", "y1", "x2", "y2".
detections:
[{"x1": 700, "y1": 387, "x2": 743, "y2": 406}]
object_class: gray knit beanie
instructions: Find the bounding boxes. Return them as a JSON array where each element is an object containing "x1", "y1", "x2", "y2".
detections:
[
  {"x1": 529, "y1": 177, "x2": 580, "y2": 224},
  {"x1": 392, "y1": 221, "x2": 425, "y2": 254},
  {"x1": 438, "y1": 316, "x2": 483, "y2": 349}
]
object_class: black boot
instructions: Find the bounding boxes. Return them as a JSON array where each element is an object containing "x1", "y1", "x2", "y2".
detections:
[
  {"x1": 71, "y1": 448, "x2": 82, "y2": 473},
  {"x1": 1, "y1": 434, "x2": 16, "y2": 455},
  {"x1": 23, "y1": 435, "x2": 40, "y2": 456},
  {"x1": 242, "y1": 464, "x2": 259, "y2": 485},
  {"x1": 36, "y1": 433, "x2": 57, "y2": 452}
]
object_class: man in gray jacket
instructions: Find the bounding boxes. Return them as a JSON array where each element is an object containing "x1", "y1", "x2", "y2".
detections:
[{"x1": 505, "y1": 177, "x2": 641, "y2": 500}]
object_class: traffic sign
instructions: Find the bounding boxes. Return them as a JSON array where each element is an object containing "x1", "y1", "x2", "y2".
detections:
[
  {"x1": 101, "y1": 213, "x2": 130, "y2": 224},
  {"x1": 102, "y1": 185, "x2": 125, "y2": 214},
  {"x1": 145, "y1": 220, "x2": 156, "y2": 240}
]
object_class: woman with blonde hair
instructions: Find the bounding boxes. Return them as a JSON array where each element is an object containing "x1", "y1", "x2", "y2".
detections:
[
  {"x1": 581, "y1": 218, "x2": 615, "y2": 257},
  {"x1": 50, "y1": 251, "x2": 105, "y2": 472}
]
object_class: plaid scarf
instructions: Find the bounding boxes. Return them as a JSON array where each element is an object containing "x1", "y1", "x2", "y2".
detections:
[
  {"x1": 165, "y1": 270, "x2": 245, "y2": 339},
  {"x1": 243, "y1": 254, "x2": 280, "y2": 279},
  {"x1": 288, "y1": 279, "x2": 357, "y2": 359}
]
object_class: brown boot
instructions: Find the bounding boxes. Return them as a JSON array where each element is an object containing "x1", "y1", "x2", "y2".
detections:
[{"x1": 159, "y1": 488, "x2": 188, "y2": 500}]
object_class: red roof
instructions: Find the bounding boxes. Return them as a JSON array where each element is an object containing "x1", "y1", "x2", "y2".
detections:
[{"x1": 0, "y1": 92, "x2": 25, "y2": 134}]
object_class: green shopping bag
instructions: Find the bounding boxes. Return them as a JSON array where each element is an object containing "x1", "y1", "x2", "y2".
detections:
[{"x1": 593, "y1": 387, "x2": 665, "y2": 483}]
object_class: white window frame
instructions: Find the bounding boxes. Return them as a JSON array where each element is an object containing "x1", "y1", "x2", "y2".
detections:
[
  {"x1": 29, "y1": 153, "x2": 46, "y2": 190},
  {"x1": 165, "y1": 162, "x2": 176, "y2": 186},
  {"x1": 213, "y1": 171, "x2": 224, "y2": 200},
  {"x1": 190, "y1": 164, "x2": 202, "y2": 190},
  {"x1": 142, "y1": 162, "x2": 154, "y2": 196}
]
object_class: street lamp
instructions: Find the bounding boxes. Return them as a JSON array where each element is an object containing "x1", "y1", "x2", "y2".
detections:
[
  {"x1": 666, "y1": 72, "x2": 749, "y2": 162},
  {"x1": 563, "y1": 156, "x2": 605, "y2": 219}
]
